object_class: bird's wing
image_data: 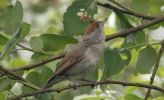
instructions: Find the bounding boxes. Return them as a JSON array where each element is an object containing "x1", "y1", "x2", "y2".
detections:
[{"x1": 54, "y1": 42, "x2": 86, "y2": 76}]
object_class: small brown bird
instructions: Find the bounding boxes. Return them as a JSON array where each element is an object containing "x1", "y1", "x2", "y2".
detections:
[{"x1": 43, "y1": 20, "x2": 105, "y2": 88}]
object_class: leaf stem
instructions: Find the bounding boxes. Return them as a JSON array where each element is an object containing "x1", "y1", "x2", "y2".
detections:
[
  {"x1": 144, "y1": 40, "x2": 164, "y2": 100},
  {"x1": 17, "y1": 44, "x2": 51, "y2": 56}
]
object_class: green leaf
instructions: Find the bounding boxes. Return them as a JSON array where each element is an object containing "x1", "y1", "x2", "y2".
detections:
[
  {"x1": 22, "y1": 71, "x2": 39, "y2": 94},
  {"x1": 38, "y1": 93, "x2": 53, "y2": 100},
  {"x1": 22, "y1": 66, "x2": 53, "y2": 94},
  {"x1": 103, "y1": 48, "x2": 125, "y2": 77},
  {"x1": 120, "y1": 49, "x2": 131, "y2": 65},
  {"x1": 0, "y1": 77, "x2": 13, "y2": 92},
  {"x1": 39, "y1": 66, "x2": 53, "y2": 85},
  {"x1": 115, "y1": 11, "x2": 132, "y2": 30},
  {"x1": 0, "y1": 34, "x2": 7, "y2": 45},
  {"x1": 130, "y1": 0, "x2": 150, "y2": 14},
  {"x1": 0, "y1": 28, "x2": 22, "y2": 59},
  {"x1": 9, "y1": 58, "x2": 27, "y2": 67},
  {"x1": 136, "y1": 46, "x2": 157, "y2": 74},
  {"x1": 149, "y1": 0, "x2": 164, "y2": 15},
  {"x1": 0, "y1": 0, "x2": 9, "y2": 8},
  {"x1": 135, "y1": 31, "x2": 147, "y2": 44},
  {"x1": 17, "y1": 22, "x2": 30, "y2": 42},
  {"x1": 63, "y1": 0, "x2": 97, "y2": 36},
  {"x1": 0, "y1": 92, "x2": 7, "y2": 100},
  {"x1": 40, "y1": 34, "x2": 77, "y2": 51},
  {"x1": 29, "y1": 37, "x2": 43, "y2": 52},
  {"x1": 124, "y1": 94, "x2": 142, "y2": 100},
  {"x1": 3, "y1": 1, "x2": 23, "y2": 34}
]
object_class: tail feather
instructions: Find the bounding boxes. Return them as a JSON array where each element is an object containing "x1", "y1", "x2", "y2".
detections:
[{"x1": 43, "y1": 75, "x2": 64, "y2": 88}]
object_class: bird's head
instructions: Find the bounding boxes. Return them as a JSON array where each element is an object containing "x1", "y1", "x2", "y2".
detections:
[{"x1": 83, "y1": 20, "x2": 105, "y2": 43}]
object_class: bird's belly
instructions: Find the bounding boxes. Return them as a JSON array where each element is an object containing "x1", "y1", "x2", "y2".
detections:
[{"x1": 64, "y1": 55, "x2": 97, "y2": 79}]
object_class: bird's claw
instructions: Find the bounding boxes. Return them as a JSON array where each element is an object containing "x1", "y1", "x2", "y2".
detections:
[
  {"x1": 68, "y1": 80, "x2": 80, "y2": 90},
  {"x1": 90, "y1": 80, "x2": 99, "y2": 89}
]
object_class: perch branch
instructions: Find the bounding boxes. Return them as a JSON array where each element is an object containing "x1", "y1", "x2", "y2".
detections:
[
  {"x1": 10, "y1": 80, "x2": 164, "y2": 100},
  {"x1": 11, "y1": 53, "x2": 64, "y2": 71}
]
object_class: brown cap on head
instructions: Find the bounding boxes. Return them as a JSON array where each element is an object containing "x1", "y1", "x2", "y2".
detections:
[{"x1": 84, "y1": 21, "x2": 99, "y2": 36}]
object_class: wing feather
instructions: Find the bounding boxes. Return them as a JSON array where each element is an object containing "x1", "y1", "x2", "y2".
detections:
[{"x1": 54, "y1": 42, "x2": 86, "y2": 75}]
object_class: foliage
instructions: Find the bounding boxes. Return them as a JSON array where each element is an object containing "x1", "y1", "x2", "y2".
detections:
[{"x1": 0, "y1": 0, "x2": 164, "y2": 100}]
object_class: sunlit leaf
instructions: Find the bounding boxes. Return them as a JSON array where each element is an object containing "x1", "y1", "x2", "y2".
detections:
[
  {"x1": 0, "y1": 92, "x2": 7, "y2": 100},
  {"x1": 0, "y1": 0, "x2": 9, "y2": 8},
  {"x1": 120, "y1": 49, "x2": 132, "y2": 65},
  {"x1": 9, "y1": 58, "x2": 27, "y2": 67},
  {"x1": 124, "y1": 94, "x2": 142, "y2": 100}
]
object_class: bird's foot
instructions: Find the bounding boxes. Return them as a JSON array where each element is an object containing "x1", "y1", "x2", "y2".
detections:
[
  {"x1": 68, "y1": 80, "x2": 80, "y2": 90},
  {"x1": 80, "y1": 79, "x2": 99, "y2": 89}
]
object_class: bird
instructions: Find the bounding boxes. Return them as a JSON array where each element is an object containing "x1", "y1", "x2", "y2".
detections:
[{"x1": 43, "y1": 19, "x2": 105, "y2": 88}]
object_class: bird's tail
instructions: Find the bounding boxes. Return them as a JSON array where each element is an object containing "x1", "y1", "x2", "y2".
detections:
[
  {"x1": 36, "y1": 75, "x2": 64, "y2": 99},
  {"x1": 42, "y1": 75, "x2": 64, "y2": 89}
]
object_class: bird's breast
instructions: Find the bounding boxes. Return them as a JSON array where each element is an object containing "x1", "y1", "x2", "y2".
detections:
[{"x1": 85, "y1": 42, "x2": 105, "y2": 65}]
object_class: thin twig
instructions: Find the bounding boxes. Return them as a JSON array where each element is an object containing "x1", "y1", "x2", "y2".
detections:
[
  {"x1": 97, "y1": 2, "x2": 157, "y2": 20},
  {"x1": 0, "y1": 66, "x2": 40, "y2": 90},
  {"x1": 11, "y1": 53, "x2": 64, "y2": 71},
  {"x1": 105, "y1": 16, "x2": 164, "y2": 41},
  {"x1": 122, "y1": 42, "x2": 161, "y2": 50},
  {"x1": 9, "y1": 80, "x2": 164, "y2": 100},
  {"x1": 0, "y1": 66, "x2": 26, "y2": 81},
  {"x1": 144, "y1": 40, "x2": 164, "y2": 100},
  {"x1": 17, "y1": 44, "x2": 51, "y2": 56}
]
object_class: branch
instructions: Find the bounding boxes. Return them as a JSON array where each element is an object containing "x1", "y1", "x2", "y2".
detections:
[
  {"x1": 11, "y1": 53, "x2": 64, "y2": 71},
  {"x1": 11, "y1": 16, "x2": 164, "y2": 71},
  {"x1": 108, "y1": 0, "x2": 132, "y2": 12},
  {"x1": 0, "y1": 66, "x2": 26, "y2": 81},
  {"x1": 97, "y1": 2, "x2": 157, "y2": 20},
  {"x1": 144, "y1": 40, "x2": 164, "y2": 100},
  {"x1": 105, "y1": 16, "x2": 164, "y2": 41},
  {"x1": 9, "y1": 80, "x2": 164, "y2": 100},
  {"x1": 0, "y1": 65, "x2": 39, "y2": 90}
]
